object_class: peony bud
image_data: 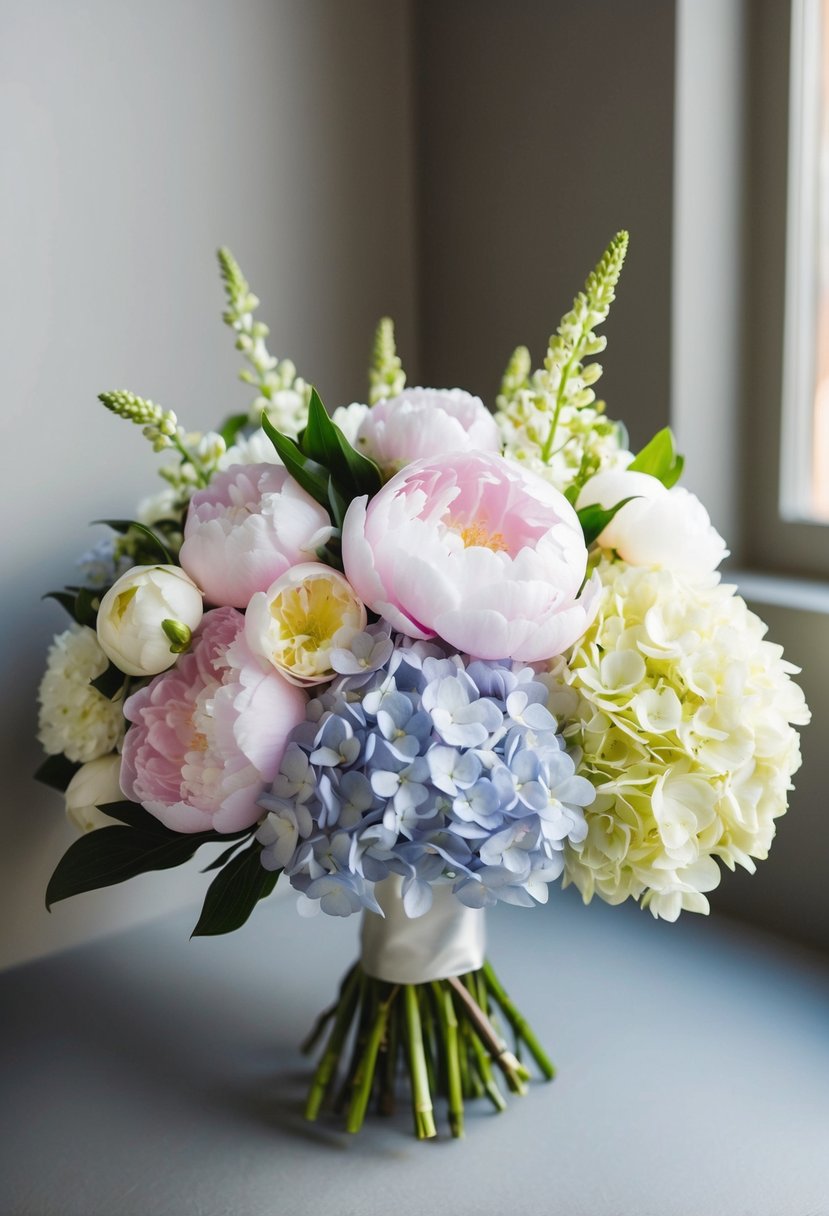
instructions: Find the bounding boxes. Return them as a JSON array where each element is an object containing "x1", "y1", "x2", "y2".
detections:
[
  {"x1": 96, "y1": 565, "x2": 203, "y2": 676},
  {"x1": 64, "y1": 754, "x2": 124, "y2": 833},
  {"x1": 576, "y1": 469, "x2": 728, "y2": 576}
]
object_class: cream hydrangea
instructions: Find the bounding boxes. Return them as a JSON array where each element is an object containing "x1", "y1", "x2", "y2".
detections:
[
  {"x1": 546, "y1": 559, "x2": 810, "y2": 921},
  {"x1": 497, "y1": 380, "x2": 632, "y2": 496},
  {"x1": 38, "y1": 625, "x2": 125, "y2": 763}
]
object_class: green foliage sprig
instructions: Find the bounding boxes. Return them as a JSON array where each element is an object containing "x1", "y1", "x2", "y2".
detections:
[{"x1": 262, "y1": 386, "x2": 382, "y2": 548}]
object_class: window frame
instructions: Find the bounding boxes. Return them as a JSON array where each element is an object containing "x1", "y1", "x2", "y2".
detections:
[{"x1": 739, "y1": 0, "x2": 829, "y2": 577}]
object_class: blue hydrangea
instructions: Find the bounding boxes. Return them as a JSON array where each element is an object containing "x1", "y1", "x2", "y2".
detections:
[{"x1": 257, "y1": 626, "x2": 595, "y2": 918}]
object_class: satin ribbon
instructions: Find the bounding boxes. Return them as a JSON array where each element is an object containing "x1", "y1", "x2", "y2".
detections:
[{"x1": 360, "y1": 875, "x2": 486, "y2": 984}]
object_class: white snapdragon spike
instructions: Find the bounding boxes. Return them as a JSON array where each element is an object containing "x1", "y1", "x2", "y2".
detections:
[
  {"x1": 245, "y1": 563, "x2": 367, "y2": 686},
  {"x1": 551, "y1": 558, "x2": 810, "y2": 920},
  {"x1": 576, "y1": 469, "x2": 728, "y2": 575},
  {"x1": 96, "y1": 565, "x2": 204, "y2": 677},
  {"x1": 38, "y1": 625, "x2": 126, "y2": 763},
  {"x1": 498, "y1": 394, "x2": 633, "y2": 495},
  {"x1": 64, "y1": 755, "x2": 123, "y2": 833}
]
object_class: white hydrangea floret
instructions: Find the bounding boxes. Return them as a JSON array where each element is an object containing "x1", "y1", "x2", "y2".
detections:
[
  {"x1": 38, "y1": 625, "x2": 125, "y2": 763},
  {"x1": 547, "y1": 559, "x2": 810, "y2": 921}
]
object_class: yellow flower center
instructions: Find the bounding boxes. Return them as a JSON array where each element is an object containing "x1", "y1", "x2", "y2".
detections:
[
  {"x1": 453, "y1": 518, "x2": 508, "y2": 552},
  {"x1": 271, "y1": 577, "x2": 353, "y2": 674}
]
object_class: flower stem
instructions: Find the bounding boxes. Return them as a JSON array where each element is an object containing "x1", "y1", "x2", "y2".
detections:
[
  {"x1": 483, "y1": 960, "x2": 556, "y2": 1080},
  {"x1": 404, "y1": 984, "x2": 436, "y2": 1139},
  {"x1": 346, "y1": 986, "x2": 397, "y2": 1134},
  {"x1": 301, "y1": 964, "x2": 357, "y2": 1055},
  {"x1": 448, "y1": 974, "x2": 529, "y2": 1095},
  {"x1": 305, "y1": 965, "x2": 361, "y2": 1121},
  {"x1": 464, "y1": 1019, "x2": 508, "y2": 1113},
  {"x1": 378, "y1": 995, "x2": 400, "y2": 1116},
  {"x1": 432, "y1": 982, "x2": 464, "y2": 1138}
]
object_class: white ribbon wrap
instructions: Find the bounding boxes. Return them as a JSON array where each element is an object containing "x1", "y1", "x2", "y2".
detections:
[{"x1": 360, "y1": 876, "x2": 486, "y2": 984}]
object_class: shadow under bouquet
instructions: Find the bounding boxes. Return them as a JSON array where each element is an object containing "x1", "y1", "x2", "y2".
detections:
[{"x1": 38, "y1": 234, "x2": 810, "y2": 1139}]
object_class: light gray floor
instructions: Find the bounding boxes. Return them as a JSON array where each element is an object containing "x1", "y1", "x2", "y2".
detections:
[{"x1": 2, "y1": 890, "x2": 828, "y2": 1216}]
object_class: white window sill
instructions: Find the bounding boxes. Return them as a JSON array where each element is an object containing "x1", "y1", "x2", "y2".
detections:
[{"x1": 728, "y1": 568, "x2": 829, "y2": 615}]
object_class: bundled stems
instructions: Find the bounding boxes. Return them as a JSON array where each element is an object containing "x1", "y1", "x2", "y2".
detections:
[
  {"x1": 482, "y1": 960, "x2": 556, "y2": 1080},
  {"x1": 303, "y1": 959, "x2": 554, "y2": 1139}
]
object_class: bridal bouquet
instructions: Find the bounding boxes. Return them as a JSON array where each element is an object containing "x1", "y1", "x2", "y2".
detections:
[{"x1": 38, "y1": 234, "x2": 809, "y2": 1139}]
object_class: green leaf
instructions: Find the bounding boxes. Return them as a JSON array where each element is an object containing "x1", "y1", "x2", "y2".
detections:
[
  {"x1": 577, "y1": 497, "x2": 637, "y2": 546},
  {"x1": 201, "y1": 837, "x2": 252, "y2": 873},
  {"x1": 92, "y1": 519, "x2": 173, "y2": 564},
  {"x1": 90, "y1": 664, "x2": 126, "y2": 700},
  {"x1": 662, "y1": 453, "x2": 684, "y2": 489},
  {"x1": 74, "y1": 587, "x2": 101, "y2": 628},
  {"x1": 327, "y1": 477, "x2": 349, "y2": 530},
  {"x1": 35, "y1": 754, "x2": 81, "y2": 792},
  {"x1": 303, "y1": 387, "x2": 381, "y2": 500},
  {"x1": 627, "y1": 427, "x2": 683, "y2": 488},
  {"x1": 42, "y1": 590, "x2": 78, "y2": 618},
  {"x1": 94, "y1": 799, "x2": 174, "y2": 833},
  {"x1": 191, "y1": 842, "x2": 278, "y2": 936},
  {"x1": 45, "y1": 826, "x2": 218, "y2": 909},
  {"x1": 218, "y1": 412, "x2": 249, "y2": 446},
  {"x1": 261, "y1": 412, "x2": 329, "y2": 505}
]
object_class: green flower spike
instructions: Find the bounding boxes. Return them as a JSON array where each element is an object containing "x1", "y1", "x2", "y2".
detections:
[{"x1": 368, "y1": 316, "x2": 406, "y2": 406}]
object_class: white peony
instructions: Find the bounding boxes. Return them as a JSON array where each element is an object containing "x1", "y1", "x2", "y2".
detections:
[
  {"x1": 576, "y1": 469, "x2": 728, "y2": 575},
  {"x1": 64, "y1": 754, "x2": 123, "y2": 833},
  {"x1": 547, "y1": 558, "x2": 810, "y2": 920},
  {"x1": 38, "y1": 625, "x2": 126, "y2": 763},
  {"x1": 220, "y1": 426, "x2": 283, "y2": 469},
  {"x1": 354, "y1": 388, "x2": 500, "y2": 475},
  {"x1": 96, "y1": 565, "x2": 204, "y2": 677},
  {"x1": 331, "y1": 402, "x2": 370, "y2": 446}
]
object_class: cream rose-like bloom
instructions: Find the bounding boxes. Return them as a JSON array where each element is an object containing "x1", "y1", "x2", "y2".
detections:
[
  {"x1": 64, "y1": 754, "x2": 123, "y2": 833},
  {"x1": 576, "y1": 469, "x2": 728, "y2": 575},
  {"x1": 342, "y1": 450, "x2": 598, "y2": 662},
  {"x1": 38, "y1": 625, "x2": 125, "y2": 763},
  {"x1": 354, "y1": 388, "x2": 500, "y2": 475},
  {"x1": 245, "y1": 563, "x2": 367, "y2": 686},
  {"x1": 96, "y1": 564, "x2": 204, "y2": 677},
  {"x1": 546, "y1": 558, "x2": 810, "y2": 921}
]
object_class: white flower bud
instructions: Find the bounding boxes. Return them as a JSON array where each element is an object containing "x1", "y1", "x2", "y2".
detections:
[
  {"x1": 64, "y1": 754, "x2": 124, "y2": 833},
  {"x1": 577, "y1": 469, "x2": 728, "y2": 576},
  {"x1": 96, "y1": 564, "x2": 203, "y2": 676}
]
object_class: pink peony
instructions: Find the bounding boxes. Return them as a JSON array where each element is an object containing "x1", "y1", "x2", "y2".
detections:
[
  {"x1": 179, "y1": 464, "x2": 332, "y2": 609},
  {"x1": 120, "y1": 606, "x2": 306, "y2": 833},
  {"x1": 342, "y1": 451, "x2": 598, "y2": 662},
  {"x1": 355, "y1": 388, "x2": 500, "y2": 473}
]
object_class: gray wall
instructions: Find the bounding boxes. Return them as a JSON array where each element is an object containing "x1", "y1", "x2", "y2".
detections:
[
  {"x1": 0, "y1": 0, "x2": 417, "y2": 968},
  {"x1": 413, "y1": 0, "x2": 676, "y2": 447}
]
